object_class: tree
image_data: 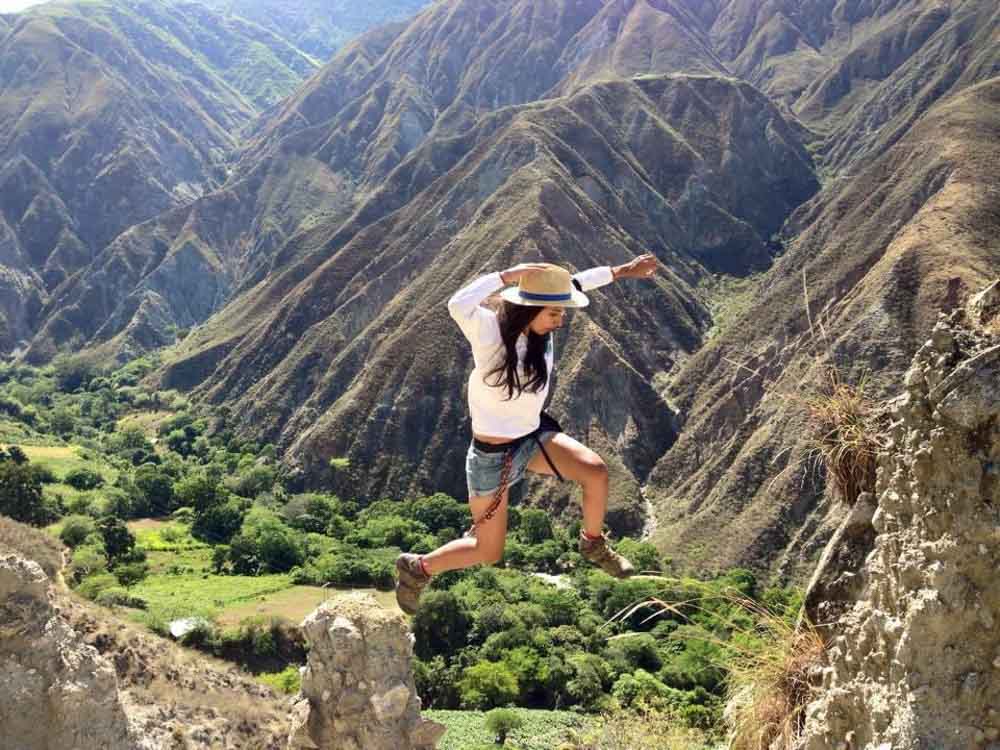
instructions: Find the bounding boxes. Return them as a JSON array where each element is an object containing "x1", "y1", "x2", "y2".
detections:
[
  {"x1": 64, "y1": 467, "x2": 104, "y2": 491},
  {"x1": 230, "y1": 465, "x2": 276, "y2": 499},
  {"x1": 52, "y1": 353, "x2": 99, "y2": 391},
  {"x1": 192, "y1": 498, "x2": 245, "y2": 544},
  {"x1": 410, "y1": 493, "x2": 468, "y2": 534},
  {"x1": 0, "y1": 458, "x2": 52, "y2": 526},
  {"x1": 566, "y1": 654, "x2": 612, "y2": 710},
  {"x1": 518, "y1": 509, "x2": 553, "y2": 544},
  {"x1": 458, "y1": 661, "x2": 519, "y2": 710},
  {"x1": 484, "y1": 708, "x2": 524, "y2": 745},
  {"x1": 174, "y1": 472, "x2": 227, "y2": 512},
  {"x1": 611, "y1": 669, "x2": 678, "y2": 711},
  {"x1": 225, "y1": 508, "x2": 305, "y2": 574},
  {"x1": 133, "y1": 464, "x2": 175, "y2": 515},
  {"x1": 106, "y1": 426, "x2": 152, "y2": 456},
  {"x1": 3, "y1": 445, "x2": 28, "y2": 464},
  {"x1": 606, "y1": 633, "x2": 664, "y2": 677},
  {"x1": 48, "y1": 408, "x2": 76, "y2": 436},
  {"x1": 412, "y1": 590, "x2": 471, "y2": 659},
  {"x1": 614, "y1": 539, "x2": 663, "y2": 572},
  {"x1": 97, "y1": 516, "x2": 135, "y2": 564}
]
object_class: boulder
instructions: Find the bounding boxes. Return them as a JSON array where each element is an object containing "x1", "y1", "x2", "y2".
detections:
[{"x1": 287, "y1": 592, "x2": 445, "y2": 750}]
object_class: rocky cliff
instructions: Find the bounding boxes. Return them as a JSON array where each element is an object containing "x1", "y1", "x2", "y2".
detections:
[
  {"x1": 0, "y1": 533, "x2": 439, "y2": 750},
  {"x1": 0, "y1": 553, "x2": 142, "y2": 750},
  {"x1": 800, "y1": 282, "x2": 1000, "y2": 749}
]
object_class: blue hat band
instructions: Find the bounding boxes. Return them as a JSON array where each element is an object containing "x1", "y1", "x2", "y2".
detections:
[{"x1": 518, "y1": 290, "x2": 572, "y2": 302}]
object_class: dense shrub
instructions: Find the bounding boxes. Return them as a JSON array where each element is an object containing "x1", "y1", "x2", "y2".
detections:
[
  {"x1": 412, "y1": 590, "x2": 471, "y2": 659},
  {"x1": 346, "y1": 514, "x2": 432, "y2": 551},
  {"x1": 459, "y1": 661, "x2": 519, "y2": 710},
  {"x1": 228, "y1": 465, "x2": 276, "y2": 499},
  {"x1": 76, "y1": 572, "x2": 119, "y2": 600},
  {"x1": 290, "y1": 547, "x2": 394, "y2": 589},
  {"x1": 133, "y1": 464, "x2": 175, "y2": 515},
  {"x1": 52, "y1": 354, "x2": 100, "y2": 392},
  {"x1": 68, "y1": 543, "x2": 107, "y2": 582},
  {"x1": 484, "y1": 708, "x2": 524, "y2": 744},
  {"x1": 64, "y1": 467, "x2": 104, "y2": 490},
  {"x1": 95, "y1": 586, "x2": 148, "y2": 609},
  {"x1": 192, "y1": 498, "x2": 246, "y2": 543},
  {"x1": 0, "y1": 457, "x2": 55, "y2": 526},
  {"x1": 113, "y1": 560, "x2": 149, "y2": 587},
  {"x1": 59, "y1": 515, "x2": 97, "y2": 547},
  {"x1": 227, "y1": 508, "x2": 305, "y2": 574},
  {"x1": 259, "y1": 665, "x2": 302, "y2": 695}
]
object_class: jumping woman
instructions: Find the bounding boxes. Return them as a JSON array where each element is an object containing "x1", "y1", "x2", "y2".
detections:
[{"x1": 395, "y1": 254, "x2": 659, "y2": 614}]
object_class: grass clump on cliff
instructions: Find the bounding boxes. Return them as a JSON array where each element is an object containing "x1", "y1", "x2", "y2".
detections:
[
  {"x1": 611, "y1": 575, "x2": 821, "y2": 750},
  {"x1": 799, "y1": 366, "x2": 882, "y2": 505},
  {"x1": 723, "y1": 604, "x2": 824, "y2": 750}
]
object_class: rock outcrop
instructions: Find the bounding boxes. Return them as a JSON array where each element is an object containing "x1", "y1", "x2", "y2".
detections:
[
  {"x1": 0, "y1": 539, "x2": 439, "y2": 750},
  {"x1": 0, "y1": 554, "x2": 142, "y2": 750},
  {"x1": 287, "y1": 592, "x2": 445, "y2": 750},
  {"x1": 801, "y1": 284, "x2": 1000, "y2": 749}
]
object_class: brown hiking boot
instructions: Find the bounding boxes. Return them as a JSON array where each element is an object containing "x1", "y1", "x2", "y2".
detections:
[
  {"x1": 395, "y1": 553, "x2": 431, "y2": 615},
  {"x1": 579, "y1": 533, "x2": 635, "y2": 578}
]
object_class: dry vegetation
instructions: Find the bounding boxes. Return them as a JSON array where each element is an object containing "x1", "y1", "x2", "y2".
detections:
[
  {"x1": 0, "y1": 516, "x2": 64, "y2": 578},
  {"x1": 61, "y1": 589, "x2": 291, "y2": 749},
  {"x1": 725, "y1": 616, "x2": 824, "y2": 750},
  {"x1": 797, "y1": 367, "x2": 882, "y2": 505}
]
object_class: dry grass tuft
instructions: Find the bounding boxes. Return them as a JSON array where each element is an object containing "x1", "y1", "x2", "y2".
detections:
[
  {"x1": 725, "y1": 613, "x2": 825, "y2": 750},
  {"x1": 798, "y1": 366, "x2": 882, "y2": 505}
]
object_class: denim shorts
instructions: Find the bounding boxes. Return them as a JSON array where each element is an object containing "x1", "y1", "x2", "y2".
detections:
[{"x1": 466, "y1": 431, "x2": 559, "y2": 497}]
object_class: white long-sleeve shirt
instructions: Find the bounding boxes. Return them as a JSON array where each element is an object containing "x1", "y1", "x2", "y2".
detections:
[{"x1": 448, "y1": 267, "x2": 615, "y2": 438}]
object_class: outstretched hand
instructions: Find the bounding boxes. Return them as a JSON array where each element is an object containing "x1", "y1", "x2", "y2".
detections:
[
  {"x1": 614, "y1": 253, "x2": 658, "y2": 280},
  {"x1": 500, "y1": 263, "x2": 550, "y2": 285}
]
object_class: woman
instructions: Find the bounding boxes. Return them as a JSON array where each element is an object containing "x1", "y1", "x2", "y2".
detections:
[{"x1": 395, "y1": 254, "x2": 659, "y2": 614}]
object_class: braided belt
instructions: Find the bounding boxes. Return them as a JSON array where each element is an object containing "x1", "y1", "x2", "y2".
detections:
[{"x1": 465, "y1": 448, "x2": 515, "y2": 538}]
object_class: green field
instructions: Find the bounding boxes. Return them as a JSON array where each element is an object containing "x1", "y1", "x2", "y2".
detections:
[
  {"x1": 130, "y1": 570, "x2": 295, "y2": 622},
  {"x1": 217, "y1": 584, "x2": 398, "y2": 626},
  {"x1": 4, "y1": 442, "x2": 119, "y2": 507},
  {"x1": 126, "y1": 522, "x2": 399, "y2": 626},
  {"x1": 425, "y1": 709, "x2": 595, "y2": 750}
]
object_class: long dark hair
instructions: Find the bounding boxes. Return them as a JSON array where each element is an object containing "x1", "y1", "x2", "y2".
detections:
[{"x1": 484, "y1": 302, "x2": 549, "y2": 400}]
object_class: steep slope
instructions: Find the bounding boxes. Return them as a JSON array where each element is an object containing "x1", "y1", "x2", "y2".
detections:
[
  {"x1": 0, "y1": 0, "x2": 317, "y2": 355},
  {"x1": 646, "y1": 77, "x2": 1000, "y2": 577},
  {"x1": 800, "y1": 0, "x2": 1000, "y2": 172},
  {"x1": 28, "y1": 0, "x2": 815, "y2": 363},
  {"x1": 155, "y1": 73, "x2": 817, "y2": 526},
  {"x1": 185, "y1": 0, "x2": 430, "y2": 61},
  {"x1": 21, "y1": 0, "x2": 998, "y2": 574}
]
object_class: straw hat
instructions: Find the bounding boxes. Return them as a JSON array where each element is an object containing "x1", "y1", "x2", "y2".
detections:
[{"x1": 499, "y1": 264, "x2": 590, "y2": 308}]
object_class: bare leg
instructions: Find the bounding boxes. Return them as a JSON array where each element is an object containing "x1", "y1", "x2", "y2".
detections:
[
  {"x1": 525, "y1": 433, "x2": 609, "y2": 536},
  {"x1": 420, "y1": 489, "x2": 510, "y2": 575}
]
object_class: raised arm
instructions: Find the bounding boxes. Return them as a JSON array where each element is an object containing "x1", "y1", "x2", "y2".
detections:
[
  {"x1": 447, "y1": 262, "x2": 553, "y2": 343},
  {"x1": 572, "y1": 253, "x2": 659, "y2": 291},
  {"x1": 447, "y1": 272, "x2": 504, "y2": 343}
]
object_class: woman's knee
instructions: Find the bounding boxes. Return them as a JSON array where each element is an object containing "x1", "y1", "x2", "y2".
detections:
[
  {"x1": 577, "y1": 452, "x2": 608, "y2": 485},
  {"x1": 479, "y1": 541, "x2": 505, "y2": 565}
]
